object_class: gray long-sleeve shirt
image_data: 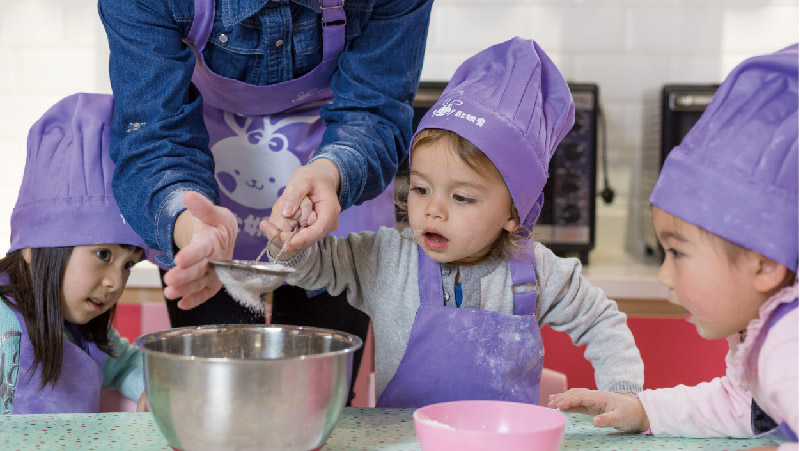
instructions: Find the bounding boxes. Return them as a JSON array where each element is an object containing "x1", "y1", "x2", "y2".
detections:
[{"x1": 277, "y1": 227, "x2": 644, "y2": 399}]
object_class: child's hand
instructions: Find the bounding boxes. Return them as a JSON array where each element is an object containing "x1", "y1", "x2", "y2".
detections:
[
  {"x1": 547, "y1": 388, "x2": 649, "y2": 432},
  {"x1": 261, "y1": 197, "x2": 315, "y2": 261},
  {"x1": 136, "y1": 392, "x2": 150, "y2": 412}
]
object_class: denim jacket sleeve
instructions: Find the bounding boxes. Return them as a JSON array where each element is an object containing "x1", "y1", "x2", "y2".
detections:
[
  {"x1": 312, "y1": 0, "x2": 433, "y2": 210},
  {"x1": 98, "y1": 0, "x2": 433, "y2": 266},
  {"x1": 98, "y1": 0, "x2": 216, "y2": 263}
]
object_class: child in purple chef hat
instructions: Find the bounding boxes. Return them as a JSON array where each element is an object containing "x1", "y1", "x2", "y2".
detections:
[
  {"x1": 0, "y1": 93, "x2": 149, "y2": 414},
  {"x1": 263, "y1": 36, "x2": 644, "y2": 408},
  {"x1": 549, "y1": 44, "x2": 798, "y2": 448}
]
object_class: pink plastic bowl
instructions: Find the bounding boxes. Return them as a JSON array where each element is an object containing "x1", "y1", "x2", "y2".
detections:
[{"x1": 413, "y1": 400, "x2": 567, "y2": 451}]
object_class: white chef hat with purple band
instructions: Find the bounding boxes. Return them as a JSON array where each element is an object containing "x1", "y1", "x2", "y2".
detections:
[
  {"x1": 8, "y1": 93, "x2": 145, "y2": 254},
  {"x1": 650, "y1": 44, "x2": 798, "y2": 271},
  {"x1": 413, "y1": 36, "x2": 575, "y2": 228}
]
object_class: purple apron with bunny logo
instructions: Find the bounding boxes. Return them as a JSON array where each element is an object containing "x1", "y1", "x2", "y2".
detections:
[
  {"x1": 185, "y1": 0, "x2": 396, "y2": 261},
  {"x1": 376, "y1": 248, "x2": 544, "y2": 408},
  {"x1": 11, "y1": 308, "x2": 106, "y2": 413}
]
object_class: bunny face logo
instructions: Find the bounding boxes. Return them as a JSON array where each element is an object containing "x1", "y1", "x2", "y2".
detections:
[
  {"x1": 211, "y1": 112, "x2": 319, "y2": 210},
  {"x1": 432, "y1": 99, "x2": 463, "y2": 117}
]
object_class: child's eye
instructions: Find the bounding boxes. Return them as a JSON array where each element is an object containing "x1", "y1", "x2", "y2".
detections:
[
  {"x1": 666, "y1": 248, "x2": 683, "y2": 258},
  {"x1": 410, "y1": 186, "x2": 429, "y2": 195},
  {"x1": 95, "y1": 249, "x2": 111, "y2": 261},
  {"x1": 124, "y1": 260, "x2": 136, "y2": 271},
  {"x1": 453, "y1": 194, "x2": 475, "y2": 204}
]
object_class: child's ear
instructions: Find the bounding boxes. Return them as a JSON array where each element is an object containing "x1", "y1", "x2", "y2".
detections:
[
  {"x1": 752, "y1": 254, "x2": 790, "y2": 294},
  {"x1": 21, "y1": 248, "x2": 31, "y2": 264},
  {"x1": 502, "y1": 216, "x2": 519, "y2": 233}
]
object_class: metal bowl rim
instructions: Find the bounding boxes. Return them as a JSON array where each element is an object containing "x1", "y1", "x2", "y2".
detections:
[{"x1": 133, "y1": 324, "x2": 363, "y2": 363}]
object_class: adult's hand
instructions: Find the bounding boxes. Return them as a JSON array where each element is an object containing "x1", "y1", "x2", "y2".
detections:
[
  {"x1": 163, "y1": 191, "x2": 237, "y2": 309},
  {"x1": 269, "y1": 158, "x2": 342, "y2": 252}
]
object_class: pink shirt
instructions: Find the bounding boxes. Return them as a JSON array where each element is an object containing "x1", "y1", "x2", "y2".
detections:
[{"x1": 638, "y1": 283, "x2": 798, "y2": 450}]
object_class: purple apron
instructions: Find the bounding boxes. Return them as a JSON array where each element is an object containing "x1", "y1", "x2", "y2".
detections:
[
  {"x1": 12, "y1": 308, "x2": 106, "y2": 414},
  {"x1": 377, "y1": 248, "x2": 544, "y2": 408},
  {"x1": 185, "y1": 0, "x2": 396, "y2": 261}
]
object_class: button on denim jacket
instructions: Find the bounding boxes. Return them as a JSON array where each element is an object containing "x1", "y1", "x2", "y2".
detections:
[{"x1": 98, "y1": 0, "x2": 433, "y2": 264}]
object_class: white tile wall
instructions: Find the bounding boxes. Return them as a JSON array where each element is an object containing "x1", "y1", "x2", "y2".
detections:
[{"x1": 0, "y1": 0, "x2": 797, "y2": 258}]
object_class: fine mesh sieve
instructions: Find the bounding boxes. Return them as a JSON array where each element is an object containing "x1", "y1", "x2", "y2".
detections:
[{"x1": 210, "y1": 227, "x2": 299, "y2": 314}]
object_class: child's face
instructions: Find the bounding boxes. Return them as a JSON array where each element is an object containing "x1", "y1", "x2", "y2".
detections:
[
  {"x1": 652, "y1": 207, "x2": 763, "y2": 340},
  {"x1": 61, "y1": 244, "x2": 141, "y2": 325},
  {"x1": 407, "y1": 142, "x2": 517, "y2": 265}
]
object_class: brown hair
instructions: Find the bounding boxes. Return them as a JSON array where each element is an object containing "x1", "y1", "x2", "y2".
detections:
[
  {"x1": 399, "y1": 128, "x2": 533, "y2": 260},
  {"x1": 0, "y1": 246, "x2": 139, "y2": 389}
]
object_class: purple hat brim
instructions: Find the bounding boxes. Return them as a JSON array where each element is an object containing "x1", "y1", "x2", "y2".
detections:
[
  {"x1": 650, "y1": 147, "x2": 798, "y2": 271},
  {"x1": 414, "y1": 97, "x2": 548, "y2": 224}
]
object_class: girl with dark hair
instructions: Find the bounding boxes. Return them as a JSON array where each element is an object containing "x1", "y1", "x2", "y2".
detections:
[{"x1": 0, "y1": 93, "x2": 148, "y2": 414}]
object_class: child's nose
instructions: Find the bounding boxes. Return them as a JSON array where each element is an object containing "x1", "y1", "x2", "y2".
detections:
[
  {"x1": 656, "y1": 262, "x2": 672, "y2": 289},
  {"x1": 425, "y1": 196, "x2": 446, "y2": 220},
  {"x1": 103, "y1": 269, "x2": 126, "y2": 291}
]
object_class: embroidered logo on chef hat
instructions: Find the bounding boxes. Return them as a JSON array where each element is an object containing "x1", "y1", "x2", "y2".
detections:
[
  {"x1": 414, "y1": 36, "x2": 574, "y2": 228},
  {"x1": 8, "y1": 93, "x2": 145, "y2": 254},
  {"x1": 431, "y1": 95, "x2": 486, "y2": 127},
  {"x1": 650, "y1": 44, "x2": 798, "y2": 271}
]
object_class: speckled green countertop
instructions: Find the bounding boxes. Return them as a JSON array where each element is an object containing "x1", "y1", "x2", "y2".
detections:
[{"x1": 0, "y1": 408, "x2": 780, "y2": 450}]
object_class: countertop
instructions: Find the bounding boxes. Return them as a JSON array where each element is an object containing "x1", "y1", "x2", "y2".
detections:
[
  {"x1": 0, "y1": 408, "x2": 779, "y2": 450},
  {"x1": 127, "y1": 249, "x2": 667, "y2": 301}
]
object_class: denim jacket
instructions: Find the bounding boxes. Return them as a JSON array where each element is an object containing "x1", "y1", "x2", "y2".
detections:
[{"x1": 98, "y1": 0, "x2": 433, "y2": 263}]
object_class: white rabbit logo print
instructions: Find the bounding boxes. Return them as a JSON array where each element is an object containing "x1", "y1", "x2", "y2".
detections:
[
  {"x1": 432, "y1": 99, "x2": 463, "y2": 117},
  {"x1": 211, "y1": 112, "x2": 318, "y2": 210}
]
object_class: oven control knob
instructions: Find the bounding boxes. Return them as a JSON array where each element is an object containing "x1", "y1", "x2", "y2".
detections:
[
  {"x1": 560, "y1": 205, "x2": 581, "y2": 224},
  {"x1": 572, "y1": 114, "x2": 587, "y2": 133},
  {"x1": 561, "y1": 174, "x2": 583, "y2": 193},
  {"x1": 562, "y1": 143, "x2": 583, "y2": 161}
]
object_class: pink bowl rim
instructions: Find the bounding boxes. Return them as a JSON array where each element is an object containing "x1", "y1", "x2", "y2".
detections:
[{"x1": 413, "y1": 400, "x2": 567, "y2": 436}]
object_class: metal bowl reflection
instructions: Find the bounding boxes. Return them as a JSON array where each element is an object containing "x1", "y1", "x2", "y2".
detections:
[{"x1": 134, "y1": 324, "x2": 362, "y2": 451}]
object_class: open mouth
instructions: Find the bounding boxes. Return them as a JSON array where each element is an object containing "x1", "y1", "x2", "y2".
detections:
[
  {"x1": 87, "y1": 298, "x2": 106, "y2": 312},
  {"x1": 423, "y1": 231, "x2": 449, "y2": 251}
]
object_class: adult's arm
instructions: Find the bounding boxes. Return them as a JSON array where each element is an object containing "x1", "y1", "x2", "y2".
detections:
[
  {"x1": 98, "y1": 0, "x2": 219, "y2": 264},
  {"x1": 276, "y1": 0, "x2": 434, "y2": 249}
]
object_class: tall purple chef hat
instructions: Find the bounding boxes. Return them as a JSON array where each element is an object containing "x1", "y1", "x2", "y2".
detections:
[
  {"x1": 413, "y1": 36, "x2": 575, "y2": 227},
  {"x1": 650, "y1": 44, "x2": 798, "y2": 271},
  {"x1": 8, "y1": 93, "x2": 145, "y2": 254}
]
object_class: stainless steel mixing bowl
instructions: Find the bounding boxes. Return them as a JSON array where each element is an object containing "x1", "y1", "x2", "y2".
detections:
[{"x1": 134, "y1": 324, "x2": 363, "y2": 451}]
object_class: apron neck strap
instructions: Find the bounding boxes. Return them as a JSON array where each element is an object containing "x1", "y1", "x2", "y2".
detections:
[
  {"x1": 186, "y1": 0, "x2": 215, "y2": 52},
  {"x1": 509, "y1": 253, "x2": 538, "y2": 316},
  {"x1": 417, "y1": 247, "x2": 444, "y2": 306}
]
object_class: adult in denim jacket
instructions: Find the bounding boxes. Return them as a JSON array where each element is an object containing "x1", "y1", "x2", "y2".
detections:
[{"x1": 98, "y1": 0, "x2": 433, "y2": 387}]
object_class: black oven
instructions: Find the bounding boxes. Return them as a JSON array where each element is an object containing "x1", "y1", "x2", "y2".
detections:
[
  {"x1": 639, "y1": 83, "x2": 719, "y2": 258},
  {"x1": 408, "y1": 81, "x2": 599, "y2": 264}
]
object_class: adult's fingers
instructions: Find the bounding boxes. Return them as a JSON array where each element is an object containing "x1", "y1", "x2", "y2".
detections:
[{"x1": 278, "y1": 172, "x2": 313, "y2": 218}]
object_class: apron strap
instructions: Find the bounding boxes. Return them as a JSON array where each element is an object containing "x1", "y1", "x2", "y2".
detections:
[
  {"x1": 509, "y1": 252, "x2": 537, "y2": 316},
  {"x1": 186, "y1": 0, "x2": 215, "y2": 52},
  {"x1": 417, "y1": 247, "x2": 445, "y2": 306},
  {"x1": 321, "y1": 0, "x2": 346, "y2": 59}
]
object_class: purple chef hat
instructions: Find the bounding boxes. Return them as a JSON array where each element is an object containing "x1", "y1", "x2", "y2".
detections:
[
  {"x1": 650, "y1": 44, "x2": 798, "y2": 271},
  {"x1": 8, "y1": 93, "x2": 145, "y2": 254},
  {"x1": 413, "y1": 36, "x2": 575, "y2": 227}
]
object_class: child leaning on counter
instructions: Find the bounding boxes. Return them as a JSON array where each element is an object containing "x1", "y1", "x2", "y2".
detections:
[
  {"x1": 549, "y1": 45, "x2": 798, "y2": 450},
  {"x1": 263, "y1": 36, "x2": 644, "y2": 408},
  {"x1": 0, "y1": 93, "x2": 148, "y2": 414}
]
